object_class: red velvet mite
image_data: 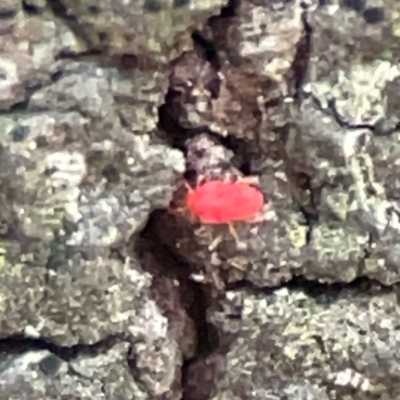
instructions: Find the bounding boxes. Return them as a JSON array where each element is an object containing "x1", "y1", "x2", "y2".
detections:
[
  {"x1": 184, "y1": 178, "x2": 268, "y2": 244},
  {"x1": 186, "y1": 180, "x2": 264, "y2": 223}
]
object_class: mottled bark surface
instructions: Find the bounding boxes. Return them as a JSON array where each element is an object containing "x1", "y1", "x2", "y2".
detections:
[{"x1": 1, "y1": 0, "x2": 400, "y2": 399}]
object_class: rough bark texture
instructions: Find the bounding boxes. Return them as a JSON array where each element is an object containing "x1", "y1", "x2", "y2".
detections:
[{"x1": 1, "y1": 0, "x2": 400, "y2": 399}]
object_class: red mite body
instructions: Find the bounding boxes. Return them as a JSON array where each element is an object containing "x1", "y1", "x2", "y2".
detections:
[{"x1": 186, "y1": 180, "x2": 265, "y2": 224}]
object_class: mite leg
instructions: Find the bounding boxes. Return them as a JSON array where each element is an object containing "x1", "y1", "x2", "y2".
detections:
[
  {"x1": 245, "y1": 204, "x2": 275, "y2": 224},
  {"x1": 228, "y1": 223, "x2": 247, "y2": 250},
  {"x1": 236, "y1": 175, "x2": 260, "y2": 186},
  {"x1": 194, "y1": 174, "x2": 208, "y2": 187},
  {"x1": 209, "y1": 235, "x2": 223, "y2": 251},
  {"x1": 184, "y1": 180, "x2": 194, "y2": 191}
]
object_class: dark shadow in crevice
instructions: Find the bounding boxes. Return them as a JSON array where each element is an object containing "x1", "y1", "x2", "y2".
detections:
[
  {"x1": 0, "y1": 333, "x2": 122, "y2": 363},
  {"x1": 157, "y1": 103, "x2": 215, "y2": 152},
  {"x1": 22, "y1": 0, "x2": 43, "y2": 15},
  {"x1": 0, "y1": 9, "x2": 17, "y2": 18},
  {"x1": 191, "y1": 31, "x2": 221, "y2": 70},
  {"x1": 134, "y1": 211, "x2": 219, "y2": 352},
  {"x1": 133, "y1": 209, "x2": 221, "y2": 399},
  {"x1": 46, "y1": 0, "x2": 77, "y2": 21},
  {"x1": 158, "y1": 99, "x2": 264, "y2": 178},
  {"x1": 289, "y1": 5, "x2": 313, "y2": 101},
  {"x1": 225, "y1": 275, "x2": 391, "y2": 303}
]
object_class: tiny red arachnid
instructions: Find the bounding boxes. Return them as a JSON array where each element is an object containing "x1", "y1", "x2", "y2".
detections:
[{"x1": 183, "y1": 177, "x2": 268, "y2": 245}]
